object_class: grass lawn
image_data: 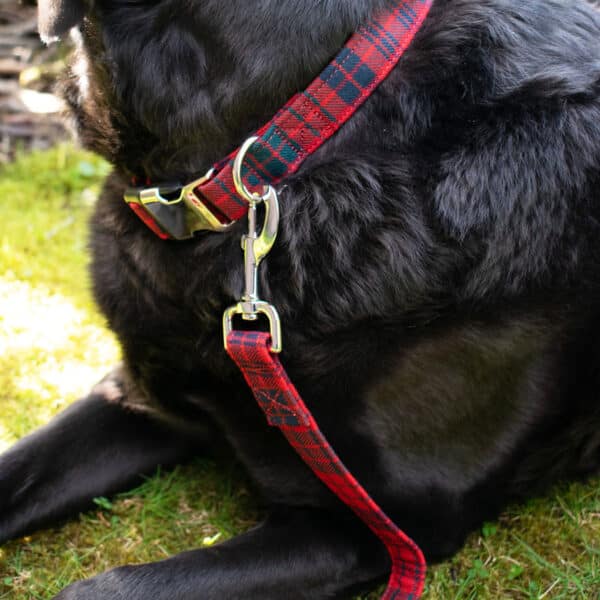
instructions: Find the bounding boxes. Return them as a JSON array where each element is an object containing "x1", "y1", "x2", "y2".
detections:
[{"x1": 0, "y1": 146, "x2": 598, "y2": 599}]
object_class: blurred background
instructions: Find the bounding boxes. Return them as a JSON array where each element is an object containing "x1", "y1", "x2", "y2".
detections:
[{"x1": 0, "y1": 0, "x2": 66, "y2": 163}]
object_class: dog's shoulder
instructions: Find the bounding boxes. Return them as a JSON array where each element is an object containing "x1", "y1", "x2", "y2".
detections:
[
  {"x1": 415, "y1": 0, "x2": 600, "y2": 98},
  {"x1": 398, "y1": 0, "x2": 600, "y2": 297}
]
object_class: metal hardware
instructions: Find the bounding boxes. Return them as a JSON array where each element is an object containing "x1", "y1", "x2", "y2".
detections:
[
  {"x1": 181, "y1": 169, "x2": 234, "y2": 232},
  {"x1": 231, "y1": 137, "x2": 269, "y2": 203},
  {"x1": 124, "y1": 168, "x2": 233, "y2": 238},
  {"x1": 223, "y1": 137, "x2": 282, "y2": 353}
]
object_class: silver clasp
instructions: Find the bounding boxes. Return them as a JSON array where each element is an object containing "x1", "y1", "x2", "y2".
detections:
[
  {"x1": 223, "y1": 137, "x2": 282, "y2": 353},
  {"x1": 124, "y1": 168, "x2": 234, "y2": 239}
]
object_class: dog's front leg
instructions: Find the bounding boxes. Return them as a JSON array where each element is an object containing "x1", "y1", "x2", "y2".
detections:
[
  {"x1": 54, "y1": 506, "x2": 388, "y2": 600},
  {"x1": 0, "y1": 368, "x2": 206, "y2": 544}
]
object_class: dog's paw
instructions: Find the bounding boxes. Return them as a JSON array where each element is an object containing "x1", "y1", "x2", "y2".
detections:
[{"x1": 53, "y1": 568, "x2": 131, "y2": 600}]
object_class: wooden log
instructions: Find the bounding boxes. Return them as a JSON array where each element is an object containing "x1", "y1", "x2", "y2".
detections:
[
  {"x1": 0, "y1": 16, "x2": 37, "y2": 36},
  {"x1": 0, "y1": 79, "x2": 19, "y2": 94},
  {"x1": 0, "y1": 35, "x2": 40, "y2": 48},
  {"x1": 0, "y1": 58, "x2": 25, "y2": 76}
]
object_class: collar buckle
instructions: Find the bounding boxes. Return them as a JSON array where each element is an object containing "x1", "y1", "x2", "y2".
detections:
[
  {"x1": 181, "y1": 169, "x2": 234, "y2": 232},
  {"x1": 124, "y1": 168, "x2": 234, "y2": 240}
]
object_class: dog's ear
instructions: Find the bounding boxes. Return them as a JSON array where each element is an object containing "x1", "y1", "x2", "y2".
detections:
[{"x1": 38, "y1": 0, "x2": 86, "y2": 43}]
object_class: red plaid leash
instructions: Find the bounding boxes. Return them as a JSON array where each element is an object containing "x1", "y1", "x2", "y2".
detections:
[
  {"x1": 220, "y1": 5, "x2": 432, "y2": 596},
  {"x1": 226, "y1": 331, "x2": 426, "y2": 600}
]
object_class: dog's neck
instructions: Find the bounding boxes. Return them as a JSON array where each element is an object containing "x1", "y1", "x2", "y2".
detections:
[{"x1": 68, "y1": 0, "x2": 399, "y2": 182}]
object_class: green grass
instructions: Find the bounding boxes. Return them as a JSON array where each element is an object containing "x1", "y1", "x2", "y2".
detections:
[{"x1": 0, "y1": 146, "x2": 598, "y2": 599}]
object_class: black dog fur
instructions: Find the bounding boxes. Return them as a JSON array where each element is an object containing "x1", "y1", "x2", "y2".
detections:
[{"x1": 2, "y1": 0, "x2": 600, "y2": 597}]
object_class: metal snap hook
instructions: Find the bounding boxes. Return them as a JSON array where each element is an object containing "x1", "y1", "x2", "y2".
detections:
[{"x1": 223, "y1": 137, "x2": 282, "y2": 353}]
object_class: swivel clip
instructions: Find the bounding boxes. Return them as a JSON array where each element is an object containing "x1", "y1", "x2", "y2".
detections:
[{"x1": 223, "y1": 137, "x2": 282, "y2": 353}]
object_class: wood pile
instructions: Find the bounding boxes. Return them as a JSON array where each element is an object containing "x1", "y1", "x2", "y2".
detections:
[{"x1": 0, "y1": 0, "x2": 68, "y2": 162}]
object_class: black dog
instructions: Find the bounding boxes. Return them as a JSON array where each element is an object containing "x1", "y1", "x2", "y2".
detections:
[{"x1": 2, "y1": 0, "x2": 600, "y2": 597}]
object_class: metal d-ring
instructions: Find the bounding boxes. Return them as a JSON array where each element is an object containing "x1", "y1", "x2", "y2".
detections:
[{"x1": 232, "y1": 136, "x2": 271, "y2": 203}]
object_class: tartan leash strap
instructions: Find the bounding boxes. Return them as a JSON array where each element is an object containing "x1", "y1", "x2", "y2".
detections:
[
  {"x1": 125, "y1": 0, "x2": 434, "y2": 239},
  {"x1": 226, "y1": 331, "x2": 426, "y2": 600}
]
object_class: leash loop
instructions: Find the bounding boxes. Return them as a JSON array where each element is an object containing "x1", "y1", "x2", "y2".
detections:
[
  {"x1": 226, "y1": 330, "x2": 427, "y2": 600},
  {"x1": 223, "y1": 138, "x2": 282, "y2": 353}
]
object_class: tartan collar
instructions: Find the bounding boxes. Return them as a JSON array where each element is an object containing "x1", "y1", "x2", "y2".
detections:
[{"x1": 125, "y1": 0, "x2": 433, "y2": 240}]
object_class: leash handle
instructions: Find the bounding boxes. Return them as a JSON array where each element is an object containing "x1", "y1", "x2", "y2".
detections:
[{"x1": 226, "y1": 331, "x2": 426, "y2": 600}]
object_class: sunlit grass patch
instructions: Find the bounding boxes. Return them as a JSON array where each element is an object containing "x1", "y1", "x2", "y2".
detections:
[
  {"x1": 0, "y1": 278, "x2": 118, "y2": 447},
  {"x1": 0, "y1": 146, "x2": 109, "y2": 304},
  {"x1": 0, "y1": 145, "x2": 118, "y2": 447}
]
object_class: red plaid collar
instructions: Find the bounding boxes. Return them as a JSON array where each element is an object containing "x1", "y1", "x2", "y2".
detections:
[{"x1": 125, "y1": 0, "x2": 433, "y2": 240}]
